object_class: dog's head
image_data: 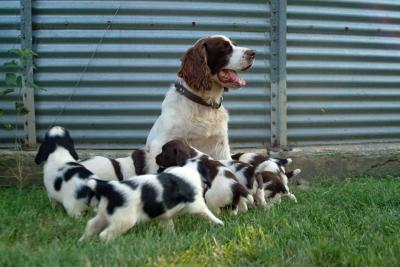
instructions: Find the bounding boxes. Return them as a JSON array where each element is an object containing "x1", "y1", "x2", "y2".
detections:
[
  {"x1": 178, "y1": 35, "x2": 256, "y2": 92},
  {"x1": 155, "y1": 139, "x2": 196, "y2": 169},
  {"x1": 34, "y1": 126, "x2": 79, "y2": 165}
]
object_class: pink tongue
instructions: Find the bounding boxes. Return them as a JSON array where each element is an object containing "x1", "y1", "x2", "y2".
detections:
[{"x1": 218, "y1": 69, "x2": 246, "y2": 87}]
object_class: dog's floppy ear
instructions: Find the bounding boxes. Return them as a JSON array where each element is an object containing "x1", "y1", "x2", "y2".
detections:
[
  {"x1": 175, "y1": 147, "x2": 191, "y2": 165},
  {"x1": 64, "y1": 131, "x2": 79, "y2": 160},
  {"x1": 34, "y1": 141, "x2": 54, "y2": 165},
  {"x1": 178, "y1": 38, "x2": 213, "y2": 92}
]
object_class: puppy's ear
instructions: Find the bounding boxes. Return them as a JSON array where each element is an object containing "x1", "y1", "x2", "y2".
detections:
[
  {"x1": 64, "y1": 131, "x2": 79, "y2": 160},
  {"x1": 175, "y1": 148, "x2": 190, "y2": 164},
  {"x1": 178, "y1": 39, "x2": 213, "y2": 91},
  {"x1": 67, "y1": 140, "x2": 79, "y2": 160},
  {"x1": 231, "y1": 152, "x2": 243, "y2": 161},
  {"x1": 34, "y1": 142, "x2": 54, "y2": 165},
  {"x1": 272, "y1": 158, "x2": 292, "y2": 167}
]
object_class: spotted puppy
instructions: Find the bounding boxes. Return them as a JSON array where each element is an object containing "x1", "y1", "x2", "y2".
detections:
[
  {"x1": 80, "y1": 149, "x2": 149, "y2": 181},
  {"x1": 34, "y1": 126, "x2": 98, "y2": 217},
  {"x1": 156, "y1": 139, "x2": 253, "y2": 215},
  {"x1": 80, "y1": 166, "x2": 223, "y2": 242},
  {"x1": 219, "y1": 160, "x2": 266, "y2": 207},
  {"x1": 232, "y1": 152, "x2": 301, "y2": 204}
]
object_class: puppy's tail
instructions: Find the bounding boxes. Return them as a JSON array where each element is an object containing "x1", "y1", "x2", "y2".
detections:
[{"x1": 87, "y1": 178, "x2": 110, "y2": 197}]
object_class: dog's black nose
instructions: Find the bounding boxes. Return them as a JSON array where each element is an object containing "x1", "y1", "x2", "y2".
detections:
[{"x1": 245, "y1": 49, "x2": 256, "y2": 58}]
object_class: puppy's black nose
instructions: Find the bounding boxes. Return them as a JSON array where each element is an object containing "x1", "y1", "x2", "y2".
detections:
[{"x1": 245, "y1": 49, "x2": 256, "y2": 58}]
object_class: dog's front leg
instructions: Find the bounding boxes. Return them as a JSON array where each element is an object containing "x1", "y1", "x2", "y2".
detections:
[{"x1": 212, "y1": 135, "x2": 232, "y2": 160}]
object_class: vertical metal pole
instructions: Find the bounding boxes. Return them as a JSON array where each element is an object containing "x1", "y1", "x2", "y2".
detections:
[
  {"x1": 20, "y1": 0, "x2": 36, "y2": 148},
  {"x1": 270, "y1": 0, "x2": 287, "y2": 148}
]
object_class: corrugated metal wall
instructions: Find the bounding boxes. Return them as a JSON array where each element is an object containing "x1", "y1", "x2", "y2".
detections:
[
  {"x1": 287, "y1": 0, "x2": 400, "y2": 145},
  {"x1": 32, "y1": 0, "x2": 271, "y2": 149},
  {"x1": 0, "y1": 1, "x2": 24, "y2": 147},
  {"x1": 2, "y1": 0, "x2": 399, "y2": 149}
]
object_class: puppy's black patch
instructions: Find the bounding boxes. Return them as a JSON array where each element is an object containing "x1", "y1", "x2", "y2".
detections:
[
  {"x1": 93, "y1": 180, "x2": 125, "y2": 215},
  {"x1": 66, "y1": 162, "x2": 81, "y2": 167},
  {"x1": 243, "y1": 166, "x2": 255, "y2": 188},
  {"x1": 235, "y1": 163, "x2": 245, "y2": 172},
  {"x1": 121, "y1": 180, "x2": 138, "y2": 190},
  {"x1": 273, "y1": 158, "x2": 290, "y2": 166},
  {"x1": 64, "y1": 164, "x2": 93, "y2": 181},
  {"x1": 197, "y1": 161, "x2": 212, "y2": 187},
  {"x1": 54, "y1": 177, "x2": 63, "y2": 191},
  {"x1": 141, "y1": 184, "x2": 165, "y2": 218},
  {"x1": 157, "y1": 173, "x2": 195, "y2": 209},
  {"x1": 76, "y1": 185, "x2": 95, "y2": 205},
  {"x1": 285, "y1": 170, "x2": 295, "y2": 178},
  {"x1": 231, "y1": 152, "x2": 244, "y2": 160}
]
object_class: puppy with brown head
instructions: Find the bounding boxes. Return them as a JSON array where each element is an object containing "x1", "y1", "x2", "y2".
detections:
[{"x1": 155, "y1": 139, "x2": 199, "y2": 171}]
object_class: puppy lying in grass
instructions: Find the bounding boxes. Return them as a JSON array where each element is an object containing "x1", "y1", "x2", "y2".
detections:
[
  {"x1": 34, "y1": 126, "x2": 98, "y2": 217},
  {"x1": 80, "y1": 166, "x2": 223, "y2": 242},
  {"x1": 156, "y1": 139, "x2": 253, "y2": 215}
]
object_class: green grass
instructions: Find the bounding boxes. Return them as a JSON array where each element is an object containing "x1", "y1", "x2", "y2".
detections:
[{"x1": 1, "y1": 177, "x2": 399, "y2": 267}]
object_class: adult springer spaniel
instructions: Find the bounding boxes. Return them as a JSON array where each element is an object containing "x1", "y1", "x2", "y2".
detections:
[{"x1": 146, "y1": 35, "x2": 255, "y2": 172}]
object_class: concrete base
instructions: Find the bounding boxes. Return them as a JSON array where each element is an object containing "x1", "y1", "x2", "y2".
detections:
[{"x1": 1, "y1": 143, "x2": 399, "y2": 186}]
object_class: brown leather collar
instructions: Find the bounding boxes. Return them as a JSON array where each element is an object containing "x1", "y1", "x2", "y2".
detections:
[{"x1": 174, "y1": 81, "x2": 223, "y2": 109}]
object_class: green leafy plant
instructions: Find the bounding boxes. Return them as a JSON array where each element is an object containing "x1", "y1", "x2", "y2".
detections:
[
  {"x1": 1, "y1": 49, "x2": 41, "y2": 187},
  {"x1": 1, "y1": 48, "x2": 40, "y2": 129}
]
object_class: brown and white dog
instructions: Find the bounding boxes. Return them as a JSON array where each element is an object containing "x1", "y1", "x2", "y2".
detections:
[
  {"x1": 146, "y1": 35, "x2": 255, "y2": 173},
  {"x1": 156, "y1": 139, "x2": 253, "y2": 215}
]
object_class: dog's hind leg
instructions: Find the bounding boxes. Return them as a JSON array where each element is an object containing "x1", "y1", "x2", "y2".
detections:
[
  {"x1": 99, "y1": 216, "x2": 137, "y2": 242},
  {"x1": 188, "y1": 199, "x2": 224, "y2": 225},
  {"x1": 79, "y1": 213, "x2": 107, "y2": 241}
]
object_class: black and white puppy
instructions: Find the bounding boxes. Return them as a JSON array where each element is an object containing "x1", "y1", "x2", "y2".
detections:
[
  {"x1": 80, "y1": 149, "x2": 149, "y2": 181},
  {"x1": 34, "y1": 126, "x2": 98, "y2": 217},
  {"x1": 156, "y1": 139, "x2": 253, "y2": 215},
  {"x1": 80, "y1": 166, "x2": 223, "y2": 242}
]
